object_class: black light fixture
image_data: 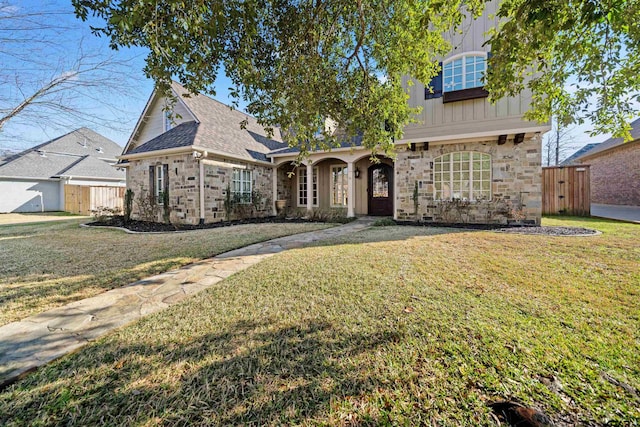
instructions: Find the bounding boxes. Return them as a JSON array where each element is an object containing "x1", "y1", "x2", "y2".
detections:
[
  {"x1": 498, "y1": 134, "x2": 507, "y2": 145},
  {"x1": 354, "y1": 167, "x2": 360, "y2": 178},
  {"x1": 514, "y1": 133, "x2": 525, "y2": 145}
]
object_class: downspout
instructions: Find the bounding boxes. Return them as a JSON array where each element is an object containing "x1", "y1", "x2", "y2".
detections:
[
  {"x1": 194, "y1": 150, "x2": 208, "y2": 225},
  {"x1": 199, "y1": 159, "x2": 205, "y2": 225}
]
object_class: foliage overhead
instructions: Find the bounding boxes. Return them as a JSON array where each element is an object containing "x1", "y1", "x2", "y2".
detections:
[
  {"x1": 486, "y1": 0, "x2": 640, "y2": 141},
  {"x1": 73, "y1": 0, "x2": 640, "y2": 155}
]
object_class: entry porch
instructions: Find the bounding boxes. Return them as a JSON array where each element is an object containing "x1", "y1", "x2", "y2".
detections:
[{"x1": 272, "y1": 153, "x2": 394, "y2": 217}]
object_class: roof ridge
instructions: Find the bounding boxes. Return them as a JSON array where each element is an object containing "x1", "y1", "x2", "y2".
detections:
[{"x1": 170, "y1": 80, "x2": 260, "y2": 124}]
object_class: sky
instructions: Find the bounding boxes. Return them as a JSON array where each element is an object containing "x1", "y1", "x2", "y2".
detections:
[{"x1": 0, "y1": 0, "x2": 615, "y2": 157}]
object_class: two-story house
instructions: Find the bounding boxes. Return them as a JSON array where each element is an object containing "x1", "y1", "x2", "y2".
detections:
[{"x1": 119, "y1": 1, "x2": 549, "y2": 225}]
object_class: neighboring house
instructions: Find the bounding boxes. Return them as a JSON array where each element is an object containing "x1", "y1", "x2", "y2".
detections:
[
  {"x1": 560, "y1": 143, "x2": 599, "y2": 166},
  {"x1": 573, "y1": 118, "x2": 640, "y2": 206},
  {"x1": 121, "y1": 0, "x2": 549, "y2": 225},
  {"x1": 0, "y1": 128, "x2": 125, "y2": 213}
]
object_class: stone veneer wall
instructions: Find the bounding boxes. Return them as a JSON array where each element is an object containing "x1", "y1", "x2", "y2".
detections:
[
  {"x1": 201, "y1": 160, "x2": 273, "y2": 223},
  {"x1": 581, "y1": 140, "x2": 640, "y2": 206},
  {"x1": 395, "y1": 134, "x2": 542, "y2": 224},
  {"x1": 127, "y1": 154, "x2": 274, "y2": 224}
]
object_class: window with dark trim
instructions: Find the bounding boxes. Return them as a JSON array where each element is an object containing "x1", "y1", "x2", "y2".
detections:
[
  {"x1": 149, "y1": 164, "x2": 169, "y2": 204},
  {"x1": 425, "y1": 52, "x2": 491, "y2": 102}
]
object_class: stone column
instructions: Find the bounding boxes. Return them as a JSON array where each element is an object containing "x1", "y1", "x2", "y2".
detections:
[
  {"x1": 347, "y1": 161, "x2": 355, "y2": 217},
  {"x1": 306, "y1": 162, "x2": 313, "y2": 213}
]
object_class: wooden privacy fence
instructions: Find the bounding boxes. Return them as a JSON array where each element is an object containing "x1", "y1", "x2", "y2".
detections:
[
  {"x1": 542, "y1": 165, "x2": 590, "y2": 216},
  {"x1": 64, "y1": 185, "x2": 125, "y2": 215}
]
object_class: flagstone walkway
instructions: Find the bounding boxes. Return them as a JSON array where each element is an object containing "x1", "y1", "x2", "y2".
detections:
[{"x1": 0, "y1": 218, "x2": 375, "y2": 389}]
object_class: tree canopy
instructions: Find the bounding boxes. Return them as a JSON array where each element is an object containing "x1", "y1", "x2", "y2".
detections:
[{"x1": 73, "y1": 0, "x2": 640, "y2": 154}]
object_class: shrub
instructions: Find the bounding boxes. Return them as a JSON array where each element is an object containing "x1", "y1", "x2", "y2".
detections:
[
  {"x1": 124, "y1": 189, "x2": 134, "y2": 223},
  {"x1": 91, "y1": 206, "x2": 122, "y2": 222},
  {"x1": 373, "y1": 218, "x2": 396, "y2": 227},
  {"x1": 135, "y1": 187, "x2": 158, "y2": 222}
]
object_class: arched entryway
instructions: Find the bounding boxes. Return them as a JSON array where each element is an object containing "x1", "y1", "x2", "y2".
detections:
[{"x1": 367, "y1": 163, "x2": 393, "y2": 216}]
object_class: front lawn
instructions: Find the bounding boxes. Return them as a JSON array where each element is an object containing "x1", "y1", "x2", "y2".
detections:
[
  {"x1": 1, "y1": 217, "x2": 638, "y2": 425},
  {"x1": 0, "y1": 219, "x2": 332, "y2": 325}
]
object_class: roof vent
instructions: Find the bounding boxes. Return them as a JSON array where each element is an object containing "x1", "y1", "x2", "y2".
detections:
[
  {"x1": 37, "y1": 150, "x2": 46, "y2": 157},
  {"x1": 82, "y1": 139, "x2": 88, "y2": 148},
  {"x1": 96, "y1": 147, "x2": 103, "y2": 153}
]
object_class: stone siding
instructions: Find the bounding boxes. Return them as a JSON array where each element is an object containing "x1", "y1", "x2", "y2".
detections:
[
  {"x1": 395, "y1": 135, "x2": 542, "y2": 224},
  {"x1": 127, "y1": 154, "x2": 274, "y2": 224},
  {"x1": 580, "y1": 141, "x2": 640, "y2": 206}
]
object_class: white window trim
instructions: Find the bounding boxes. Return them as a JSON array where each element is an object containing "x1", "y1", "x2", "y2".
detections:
[
  {"x1": 296, "y1": 166, "x2": 319, "y2": 207},
  {"x1": 330, "y1": 164, "x2": 348, "y2": 208},
  {"x1": 442, "y1": 51, "x2": 488, "y2": 93},
  {"x1": 232, "y1": 168, "x2": 253, "y2": 204},
  {"x1": 155, "y1": 164, "x2": 165, "y2": 204},
  {"x1": 433, "y1": 152, "x2": 492, "y2": 202}
]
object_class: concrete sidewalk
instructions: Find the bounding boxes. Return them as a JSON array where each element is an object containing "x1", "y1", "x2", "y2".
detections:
[
  {"x1": 0, "y1": 218, "x2": 375, "y2": 389},
  {"x1": 591, "y1": 204, "x2": 640, "y2": 223}
]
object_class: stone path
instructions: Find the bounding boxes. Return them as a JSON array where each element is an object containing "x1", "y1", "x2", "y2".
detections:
[{"x1": 0, "y1": 218, "x2": 375, "y2": 389}]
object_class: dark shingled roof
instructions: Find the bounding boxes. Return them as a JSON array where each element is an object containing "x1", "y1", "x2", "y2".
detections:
[
  {"x1": 560, "y1": 143, "x2": 600, "y2": 166},
  {"x1": 0, "y1": 128, "x2": 125, "y2": 180},
  {"x1": 268, "y1": 134, "x2": 364, "y2": 156},
  {"x1": 576, "y1": 117, "x2": 640, "y2": 160},
  {"x1": 128, "y1": 82, "x2": 287, "y2": 162}
]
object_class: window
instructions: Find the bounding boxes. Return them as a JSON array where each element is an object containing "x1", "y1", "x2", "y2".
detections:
[
  {"x1": 331, "y1": 165, "x2": 348, "y2": 207},
  {"x1": 443, "y1": 54, "x2": 486, "y2": 93},
  {"x1": 433, "y1": 152, "x2": 491, "y2": 201},
  {"x1": 298, "y1": 167, "x2": 318, "y2": 207},
  {"x1": 232, "y1": 169, "x2": 252, "y2": 203},
  {"x1": 164, "y1": 110, "x2": 173, "y2": 132},
  {"x1": 153, "y1": 164, "x2": 167, "y2": 204}
]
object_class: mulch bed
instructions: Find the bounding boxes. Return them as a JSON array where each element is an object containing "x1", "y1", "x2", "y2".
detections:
[
  {"x1": 393, "y1": 220, "x2": 599, "y2": 236},
  {"x1": 85, "y1": 216, "x2": 345, "y2": 233},
  {"x1": 495, "y1": 226, "x2": 600, "y2": 236}
]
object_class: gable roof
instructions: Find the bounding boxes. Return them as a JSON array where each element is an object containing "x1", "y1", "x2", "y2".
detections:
[
  {"x1": 560, "y1": 143, "x2": 600, "y2": 166},
  {"x1": 124, "y1": 81, "x2": 286, "y2": 162},
  {"x1": 577, "y1": 118, "x2": 640, "y2": 160},
  {"x1": 0, "y1": 128, "x2": 125, "y2": 180}
]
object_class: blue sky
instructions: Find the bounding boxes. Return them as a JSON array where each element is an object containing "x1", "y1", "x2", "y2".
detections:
[{"x1": 0, "y1": 0, "x2": 612, "y2": 156}]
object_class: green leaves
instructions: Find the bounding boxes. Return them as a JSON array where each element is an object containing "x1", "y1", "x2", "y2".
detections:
[
  {"x1": 485, "y1": 0, "x2": 640, "y2": 141},
  {"x1": 72, "y1": 0, "x2": 640, "y2": 148},
  {"x1": 72, "y1": 0, "x2": 481, "y2": 155}
]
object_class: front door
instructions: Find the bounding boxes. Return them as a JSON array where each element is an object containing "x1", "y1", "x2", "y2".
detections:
[{"x1": 368, "y1": 163, "x2": 393, "y2": 216}]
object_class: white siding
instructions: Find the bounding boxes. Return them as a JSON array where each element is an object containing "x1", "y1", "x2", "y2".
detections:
[
  {"x1": 130, "y1": 95, "x2": 196, "y2": 151},
  {"x1": 0, "y1": 179, "x2": 61, "y2": 212},
  {"x1": 402, "y1": 0, "x2": 542, "y2": 142}
]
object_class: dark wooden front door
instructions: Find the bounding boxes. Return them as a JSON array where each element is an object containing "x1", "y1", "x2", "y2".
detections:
[{"x1": 368, "y1": 163, "x2": 393, "y2": 216}]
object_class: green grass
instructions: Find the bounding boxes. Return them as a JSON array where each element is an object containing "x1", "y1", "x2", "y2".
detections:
[
  {"x1": 0, "y1": 219, "x2": 332, "y2": 325},
  {"x1": 1, "y1": 217, "x2": 639, "y2": 425}
]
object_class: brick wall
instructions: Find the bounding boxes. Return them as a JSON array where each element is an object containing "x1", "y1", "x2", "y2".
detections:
[
  {"x1": 395, "y1": 134, "x2": 542, "y2": 224},
  {"x1": 582, "y1": 141, "x2": 640, "y2": 206},
  {"x1": 127, "y1": 154, "x2": 274, "y2": 224}
]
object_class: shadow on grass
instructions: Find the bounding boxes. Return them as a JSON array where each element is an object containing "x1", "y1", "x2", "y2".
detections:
[
  {"x1": 1, "y1": 319, "x2": 402, "y2": 425},
  {"x1": 0, "y1": 259, "x2": 189, "y2": 326}
]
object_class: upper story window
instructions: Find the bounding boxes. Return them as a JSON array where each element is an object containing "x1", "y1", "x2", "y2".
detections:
[
  {"x1": 164, "y1": 110, "x2": 173, "y2": 132},
  {"x1": 425, "y1": 52, "x2": 490, "y2": 103},
  {"x1": 443, "y1": 53, "x2": 486, "y2": 93}
]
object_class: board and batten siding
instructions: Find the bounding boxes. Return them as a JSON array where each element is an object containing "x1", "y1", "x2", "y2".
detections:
[
  {"x1": 132, "y1": 95, "x2": 195, "y2": 150},
  {"x1": 402, "y1": 0, "x2": 535, "y2": 142}
]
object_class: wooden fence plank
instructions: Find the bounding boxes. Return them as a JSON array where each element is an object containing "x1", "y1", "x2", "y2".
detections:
[
  {"x1": 542, "y1": 166, "x2": 590, "y2": 216},
  {"x1": 64, "y1": 185, "x2": 125, "y2": 215}
]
